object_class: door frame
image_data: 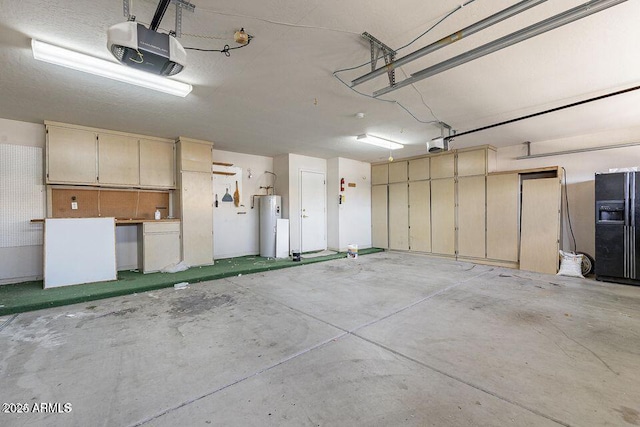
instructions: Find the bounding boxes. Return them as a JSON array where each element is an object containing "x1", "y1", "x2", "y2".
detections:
[{"x1": 298, "y1": 169, "x2": 327, "y2": 253}]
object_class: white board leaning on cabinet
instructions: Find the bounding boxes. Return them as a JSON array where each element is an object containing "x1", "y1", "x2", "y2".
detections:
[{"x1": 44, "y1": 217, "x2": 117, "y2": 288}]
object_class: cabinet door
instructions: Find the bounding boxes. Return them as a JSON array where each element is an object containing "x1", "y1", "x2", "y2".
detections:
[
  {"x1": 520, "y1": 177, "x2": 561, "y2": 274},
  {"x1": 388, "y1": 161, "x2": 408, "y2": 183},
  {"x1": 371, "y1": 164, "x2": 388, "y2": 185},
  {"x1": 487, "y1": 174, "x2": 519, "y2": 262},
  {"x1": 457, "y1": 149, "x2": 487, "y2": 177},
  {"x1": 180, "y1": 141, "x2": 212, "y2": 172},
  {"x1": 47, "y1": 126, "x2": 97, "y2": 184},
  {"x1": 143, "y1": 230, "x2": 181, "y2": 273},
  {"x1": 140, "y1": 139, "x2": 175, "y2": 188},
  {"x1": 371, "y1": 185, "x2": 388, "y2": 248},
  {"x1": 457, "y1": 176, "x2": 486, "y2": 258},
  {"x1": 389, "y1": 182, "x2": 409, "y2": 250},
  {"x1": 181, "y1": 171, "x2": 214, "y2": 266},
  {"x1": 430, "y1": 153, "x2": 455, "y2": 179},
  {"x1": 409, "y1": 158, "x2": 429, "y2": 181},
  {"x1": 431, "y1": 178, "x2": 456, "y2": 255},
  {"x1": 98, "y1": 133, "x2": 139, "y2": 186},
  {"x1": 409, "y1": 180, "x2": 431, "y2": 252}
]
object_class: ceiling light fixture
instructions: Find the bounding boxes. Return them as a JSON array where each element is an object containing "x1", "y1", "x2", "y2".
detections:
[
  {"x1": 356, "y1": 134, "x2": 403, "y2": 150},
  {"x1": 31, "y1": 39, "x2": 192, "y2": 97}
]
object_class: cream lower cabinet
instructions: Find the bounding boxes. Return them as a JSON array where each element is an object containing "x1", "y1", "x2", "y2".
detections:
[
  {"x1": 487, "y1": 174, "x2": 520, "y2": 262},
  {"x1": 520, "y1": 177, "x2": 561, "y2": 274},
  {"x1": 409, "y1": 180, "x2": 431, "y2": 252},
  {"x1": 457, "y1": 176, "x2": 486, "y2": 259},
  {"x1": 371, "y1": 185, "x2": 388, "y2": 248},
  {"x1": 180, "y1": 171, "x2": 214, "y2": 266},
  {"x1": 388, "y1": 182, "x2": 409, "y2": 250},
  {"x1": 141, "y1": 222, "x2": 181, "y2": 273},
  {"x1": 431, "y1": 178, "x2": 456, "y2": 256}
]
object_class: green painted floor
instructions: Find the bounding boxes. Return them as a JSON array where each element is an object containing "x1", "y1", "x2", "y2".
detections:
[{"x1": 0, "y1": 249, "x2": 382, "y2": 316}]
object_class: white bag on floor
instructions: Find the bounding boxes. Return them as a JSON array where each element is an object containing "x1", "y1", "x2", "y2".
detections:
[{"x1": 557, "y1": 251, "x2": 584, "y2": 278}]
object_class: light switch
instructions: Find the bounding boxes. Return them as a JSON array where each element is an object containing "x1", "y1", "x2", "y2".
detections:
[{"x1": 71, "y1": 202, "x2": 78, "y2": 210}]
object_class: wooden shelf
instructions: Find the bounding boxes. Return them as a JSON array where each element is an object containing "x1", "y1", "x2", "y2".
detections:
[
  {"x1": 212, "y1": 162, "x2": 234, "y2": 167},
  {"x1": 212, "y1": 171, "x2": 236, "y2": 176}
]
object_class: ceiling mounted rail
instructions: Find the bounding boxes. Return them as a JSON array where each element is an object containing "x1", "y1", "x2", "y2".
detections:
[
  {"x1": 351, "y1": 0, "x2": 548, "y2": 88},
  {"x1": 373, "y1": 0, "x2": 628, "y2": 97},
  {"x1": 361, "y1": 32, "x2": 397, "y2": 87}
]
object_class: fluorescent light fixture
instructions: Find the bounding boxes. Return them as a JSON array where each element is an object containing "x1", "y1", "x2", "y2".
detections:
[
  {"x1": 356, "y1": 134, "x2": 403, "y2": 150},
  {"x1": 31, "y1": 39, "x2": 192, "y2": 97}
]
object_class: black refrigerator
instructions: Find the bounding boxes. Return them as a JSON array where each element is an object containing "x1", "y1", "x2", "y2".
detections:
[{"x1": 595, "y1": 171, "x2": 640, "y2": 285}]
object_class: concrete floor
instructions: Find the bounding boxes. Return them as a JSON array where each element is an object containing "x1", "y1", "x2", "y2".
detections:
[{"x1": 1, "y1": 252, "x2": 639, "y2": 427}]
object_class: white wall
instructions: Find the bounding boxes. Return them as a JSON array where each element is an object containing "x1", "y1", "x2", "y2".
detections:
[
  {"x1": 327, "y1": 158, "x2": 372, "y2": 252},
  {"x1": 337, "y1": 158, "x2": 372, "y2": 251},
  {"x1": 497, "y1": 125, "x2": 640, "y2": 258},
  {"x1": 0, "y1": 118, "x2": 45, "y2": 285},
  {"x1": 327, "y1": 158, "x2": 340, "y2": 250},
  {"x1": 273, "y1": 154, "x2": 289, "y2": 220},
  {"x1": 212, "y1": 149, "x2": 274, "y2": 259}
]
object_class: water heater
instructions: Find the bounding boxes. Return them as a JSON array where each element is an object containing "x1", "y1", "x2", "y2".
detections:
[{"x1": 259, "y1": 195, "x2": 282, "y2": 258}]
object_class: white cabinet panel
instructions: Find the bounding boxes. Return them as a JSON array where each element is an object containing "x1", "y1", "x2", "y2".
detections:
[{"x1": 457, "y1": 149, "x2": 487, "y2": 177}]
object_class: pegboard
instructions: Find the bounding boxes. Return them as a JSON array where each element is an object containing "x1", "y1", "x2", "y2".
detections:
[{"x1": 0, "y1": 144, "x2": 45, "y2": 247}]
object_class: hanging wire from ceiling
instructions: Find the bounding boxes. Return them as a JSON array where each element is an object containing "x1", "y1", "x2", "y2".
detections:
[
  {"x1": 332, "y1": 0, "x2": 477, "y2": 125},
  {"x1": 184, "y1": 30, "x2": 254, "y2": 57}
]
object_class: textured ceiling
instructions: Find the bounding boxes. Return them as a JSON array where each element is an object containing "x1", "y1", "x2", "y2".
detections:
[{"x1": 0, "y1": 0, "x2": 638, "y2": 162}]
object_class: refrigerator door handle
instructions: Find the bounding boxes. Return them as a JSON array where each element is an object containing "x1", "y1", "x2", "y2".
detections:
[
  {"x1": 625, "y1": 173, "x2": 631, "y2": 225},
  {"x1": 631, "y1": 173, "x2": 636, "y2": 227}
]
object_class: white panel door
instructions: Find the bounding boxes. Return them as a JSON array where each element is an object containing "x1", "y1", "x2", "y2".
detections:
[{"x1": 300, "y1": 170, "x2": 326, "y2": 252}]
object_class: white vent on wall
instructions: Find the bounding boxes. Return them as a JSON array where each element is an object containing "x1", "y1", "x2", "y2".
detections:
[{"x1": 0, "y1": 144, "x2": 45, "y2": 247}]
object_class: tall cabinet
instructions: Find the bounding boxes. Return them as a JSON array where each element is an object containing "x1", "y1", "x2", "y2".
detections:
[
  {"x1": 371, "y1": 145, "x2": 563, "y2": 273},
  {"x1": 175, "y1": 137, "x2": 214, "y2": 266}
]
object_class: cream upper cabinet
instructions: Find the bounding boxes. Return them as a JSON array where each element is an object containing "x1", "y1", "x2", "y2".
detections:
[
  {"x1": 430, "y1": 152, "x2": 455, "y2": 179},
  {"x1": 98, "y1": 133, "x2": 139, "y2": 186},
  {"x1": 46, "y1": 125, "x2": 97, "y2": 184},
  {"x1": 371, "y1": 164, "x2": 388, "y2": 185},
  {"x1": 457, "y1": 149, "x2": 486, "y2": 177},
  {"x1": 140, "y1": 139, "x2": 175, "y2": 188},
  {"x1": 457, "y1": 176, "x2": 486, "y2": 259},
  {"x1": 409, "y1": 157, "x2": 429, "y2": 181},
  {"x1": 388, "y1": 161, "x2": 408, "y2": 183},
  {"x1": 46, "y1": 122, "x2": 175, "y2": 189},
  {"x1": 179, "y1": 139, "x2": 213, "y2": 172}
]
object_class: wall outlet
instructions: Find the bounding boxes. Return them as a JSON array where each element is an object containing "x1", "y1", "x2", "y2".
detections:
[{"x1": 71, "y1": 202, "x2": 78, "y2": 210}]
